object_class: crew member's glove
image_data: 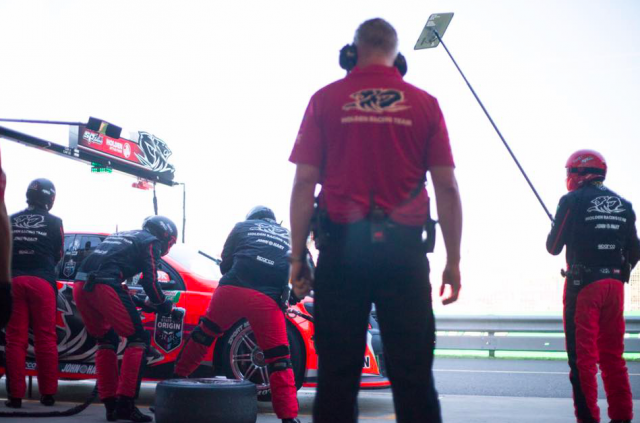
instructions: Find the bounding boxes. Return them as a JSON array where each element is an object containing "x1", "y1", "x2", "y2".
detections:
[
  {"x1": 0, "y1": 283, "x2": 11, "y2": 329},
  {"x1": 132, "y1": 295, "x2": 156, "y2": 313},
  {"x1": 288, "y1": 290, "x2": 302, "y2": 306},
  {"x1": 154, "y1": 298, "x2": 174, "y2": 316}
]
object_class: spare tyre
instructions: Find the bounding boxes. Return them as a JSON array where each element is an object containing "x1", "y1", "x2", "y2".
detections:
[{"x1": 154, "y1": 378, "x2": 257, "y2": 423}]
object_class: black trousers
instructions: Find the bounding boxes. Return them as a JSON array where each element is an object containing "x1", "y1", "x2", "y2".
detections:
[{"x1": 312, "y1": 222, "x2": 441, "y2": 423}]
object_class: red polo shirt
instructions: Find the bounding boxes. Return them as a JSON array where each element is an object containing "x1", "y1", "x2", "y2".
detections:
[{"x1": 289, "y1": 65, "x2": 454, "y2": 226}]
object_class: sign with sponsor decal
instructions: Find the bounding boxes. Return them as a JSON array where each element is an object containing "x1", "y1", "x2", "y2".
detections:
[
  {"x1": 154, "y1": 307, "x2": 185, "y2": 353},
  {"x1": 414, "y1": 13, "x2": 454, "y2": 50},
  {"x1": 69, "y1": 117, "x2": 175, "y2": 183}
]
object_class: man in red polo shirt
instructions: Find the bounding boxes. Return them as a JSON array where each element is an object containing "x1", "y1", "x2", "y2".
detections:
[{"x1": 288, "y1": 18, "x2": 463, "y2": 423}]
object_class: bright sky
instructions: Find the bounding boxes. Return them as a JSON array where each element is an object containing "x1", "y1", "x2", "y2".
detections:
[{"x1": 1, "y1": 0, "x2": 639, "y2": 313}]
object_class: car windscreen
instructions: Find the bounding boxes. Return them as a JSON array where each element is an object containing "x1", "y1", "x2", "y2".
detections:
[{"x1": 166, "y1": 244, "x2": 222, "y2": 281}]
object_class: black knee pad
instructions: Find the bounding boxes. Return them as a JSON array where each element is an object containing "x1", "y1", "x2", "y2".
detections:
[
  {"x1": 199, "y1": 317, "x2": 222, "y2": 335},
  {"x1": 267, "y1": 357, "x2": 292, "y2": 374},
  {"x1": 264, "y1": 345, "x2": 289, "y2": 360},
  {"x1": 126, "y1": 329, "x2": 150, "y2": 350},
  {"x1": 97, "y1": 328, "x2": 120, "y2": 351},
  {"x1": 190, "y1": 326, "x2": 216, "y2": 347}
]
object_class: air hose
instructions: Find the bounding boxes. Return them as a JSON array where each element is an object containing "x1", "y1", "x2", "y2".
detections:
[{"x1": 0, "y1": 383, "x2": 98, "y2": 417}]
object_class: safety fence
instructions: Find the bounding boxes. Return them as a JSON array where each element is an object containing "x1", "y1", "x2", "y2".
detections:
[{"x1": 433, "y1": 315, "x2": 640, "y2": 356}]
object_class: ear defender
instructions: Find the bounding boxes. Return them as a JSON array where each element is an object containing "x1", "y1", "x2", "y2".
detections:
[{"x1": 339, "y1": 44, "x2": 408, "y2": 76}]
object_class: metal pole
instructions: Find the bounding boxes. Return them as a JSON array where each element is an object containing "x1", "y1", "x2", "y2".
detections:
[
  {"x1": 153, "y1": 183, "x2": 158, "y2": 216},
  {"x1": 181, "y1": 183, "x2": 186, "y2": 243},
  {"x1": 433, "y1": 30, "x2": 554, "y2": 222},
  {"x1": 0, "y1": 118, "x2": 85, "y2": 126}
]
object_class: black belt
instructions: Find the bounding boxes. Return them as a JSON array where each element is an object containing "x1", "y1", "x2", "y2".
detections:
[
  {"x1": 562, "y1": 265, "x2": 626, "y2": 287},
  {"x1": 76, "y1": 272, "x2": 122, "y2": 292}
]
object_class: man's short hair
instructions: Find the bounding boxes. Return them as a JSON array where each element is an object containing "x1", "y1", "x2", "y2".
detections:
[{"x1": 354, "y1": 18, "x2": 398, "y2": 56}]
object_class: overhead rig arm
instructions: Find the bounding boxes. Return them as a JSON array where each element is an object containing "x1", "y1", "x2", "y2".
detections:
[{"x1": 0, "y1": 125, "x2": 177, "y2": 187}]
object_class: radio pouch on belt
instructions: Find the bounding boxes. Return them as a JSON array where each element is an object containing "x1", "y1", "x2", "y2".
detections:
[
  {"x1": 622, "y1": 251, "x2": 632, "y2": 283},
  {"x1": 279, "y1": 285, "x2": 292, "y2": 311},
  {"x1": 370, "y1": 206, "x2": 387, "y2": 243},
  {"x1": 311, "y1": 199, "x2": 330, "y2": 251},
  {"x1": 424, "y1": 217, "x2": 437, "y2": 254}
]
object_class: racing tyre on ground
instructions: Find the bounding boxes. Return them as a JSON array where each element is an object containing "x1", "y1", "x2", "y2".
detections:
[
  {"x1": 221, "y1": 320, "x2": 305, "y2": 401},
  {"x1": 154, "y1": 378, "x2": 257, "y2": 423}
]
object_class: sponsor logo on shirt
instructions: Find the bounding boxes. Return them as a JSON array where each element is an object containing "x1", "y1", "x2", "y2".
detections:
[
  {"x1": 343, "y1": 88, "x2": 410, "y2": 114},
  {"x1": 257, "y1": 255, "x2": 275, "y2": 266},
  {"x1": 587, "y1": 196, "x2": 625, "y2": 214},
  {"x1": 13, "y1": 214, "x2": 46, "y2": 229},
  {"x1": 597, "y1": 244, "x2": 616, "y2": 250},
  {"x1": 249, "y1": 223, "x2": 291, "y2": 242}
]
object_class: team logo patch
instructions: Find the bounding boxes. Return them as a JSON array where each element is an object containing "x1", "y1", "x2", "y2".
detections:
[
  {"x1": 154, "y1": 308, "x2": 184, "y2": 353},
  {"x1": 135, "y1": 132, "x2": 175, "y2": 175},
  {"x1": 13, "y1": 215, "x2": 46, "y2": 229},
  {"x1": 343, "y1": 89, "x2": 410, "y2": 114},
  {"x1": 63, "y1": 259, "x2": 76, "y2": 278},
  {"x1": 587, "y1": 196, "x2": 625, "y2": 214}
]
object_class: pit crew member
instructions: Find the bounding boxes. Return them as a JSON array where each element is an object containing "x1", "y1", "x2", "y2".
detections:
[
  {"x1": 5, "y1": 178, "x2": 63, "y2": 408},
  {"x1": 73, "y1": 216, "x2": 177, "y2": 422},
  {"x1": 173, "y1": 206, "x2": 300, "y2": 423},
  {"x1": 547, "y1": 149, "x2": 639, "y2": 423},
  {"x1": 288, "y1": 18, "x2": 463, "y2": 423}
]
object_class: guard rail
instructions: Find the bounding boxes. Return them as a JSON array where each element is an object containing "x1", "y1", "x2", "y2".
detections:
[{"x1": 433, "y1": 315, "x2": 640, "y2": 355}]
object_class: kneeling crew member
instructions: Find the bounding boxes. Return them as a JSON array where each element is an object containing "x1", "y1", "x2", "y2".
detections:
[
  {"x1": 173, "y1": 206, "x2": 300, "y2": 423},
  {"x1": 547, "y1": 149, "x2": 639, "y2": 423},
  {"x1": 74, "y1": 216, "x2": 177, "y2": 422},
  {"x1": 5, "y1": 179, "x2": 63, "y2": 408}
]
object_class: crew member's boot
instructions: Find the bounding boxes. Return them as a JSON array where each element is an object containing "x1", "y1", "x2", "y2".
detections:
[
  {"x1": 40, "y1": 394, "x2": 55, "y2": 406},
  {"x1": 4, "y1": 397, "x2": 21, "y2": 408},
  {"x1": 103, "y1": 397, "x2": 118, "y2": 422},
  {"x1": 282, "y1": 419, "x2": 301, "y2": 423},
  {"x1": 116, "y1": 396, "x2": 153, "y2": 422}
]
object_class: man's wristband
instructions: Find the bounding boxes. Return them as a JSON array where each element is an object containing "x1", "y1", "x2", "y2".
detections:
[{"x1": 287, "y1": 252, "x2": 306, "y2": 264}]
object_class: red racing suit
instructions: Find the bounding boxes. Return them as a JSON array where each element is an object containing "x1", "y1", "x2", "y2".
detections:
[
  {"x1": 73, "y1": 229, "x2": 168, "y2": 401},
  {"x1": 174, "y1": 218, "x2": 298, "y2": 420},
  {"x1": 6, "y1": 206, "x2": 63, "y2": 399},
  {"x1": 547, "y1": 183, "x2": 640, "y2": 423}
]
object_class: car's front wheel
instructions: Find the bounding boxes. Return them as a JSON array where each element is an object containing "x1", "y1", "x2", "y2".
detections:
[{"x1": 220, "y1": 319, "x2": 305, "y2": 401}]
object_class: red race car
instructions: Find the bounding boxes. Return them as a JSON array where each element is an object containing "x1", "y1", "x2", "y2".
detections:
[{"x1": 0, "y1": 232, "x2": 390, "y2": 399}]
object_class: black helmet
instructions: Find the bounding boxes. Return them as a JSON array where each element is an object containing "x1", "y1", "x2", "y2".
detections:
[
  {"x1": 142, "y1": 215, "x2": 178, "y2": 256},
  {"x1": 26, "y1": 178, "x2": 56, "y2": 211},
  {"x1": 246, "y1": 205, "x2": 276, "y2": 222}
]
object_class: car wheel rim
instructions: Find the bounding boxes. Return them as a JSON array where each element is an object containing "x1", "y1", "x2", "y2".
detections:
[{"x1": 229, "y1": 325, "x2": 270, "y2": 392}]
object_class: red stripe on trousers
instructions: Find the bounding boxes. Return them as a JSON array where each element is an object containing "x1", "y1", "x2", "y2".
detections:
[
  {"x1": 73, "y1": 282, "x2": 143, "y2": 399},
  {"x1": 5, "y1": 276, "x2": 58, "y2": 398},
  {"x1": 573, "y1": 280, "x2": 633, "y2": 422},
  {"x1": 174, "y1": 285, "x2": 298, "y2": 419}
]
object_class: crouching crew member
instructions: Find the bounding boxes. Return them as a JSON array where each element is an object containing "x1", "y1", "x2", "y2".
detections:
[
  {"x1": 173, "y1": 206, "x2": 300, "y2": 423},
  {"x1": 74, "y1": 216, "x2": 177, "y2": 422},
  {"x1": 5, "y1": 178, "x2": 63, "y2": 408},
  {"x1": 547, "y1": 150, "x2": 639, "y2": 423}
]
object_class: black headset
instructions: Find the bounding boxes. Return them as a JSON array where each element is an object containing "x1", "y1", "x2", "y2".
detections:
[{"x1": 339, "y1": 44, "x2": 407, "y2": 76}]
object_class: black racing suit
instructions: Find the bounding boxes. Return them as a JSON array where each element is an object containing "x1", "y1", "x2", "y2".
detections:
[
  {"x1": 73, "y1": 230, "x2": 168, "y2": 401},
  {"x1": 77, "y1": 230, "x2": 167, "y2": 305},
  {"x1": 219, "y1": 218, "x2": 291, "y2": 303},
  {"x1": 547, "y1": 183, "x2": 639, "y2": 423},
  {"x1": 5, "y1": 206, "x2": 64, "y2": 398},
  {"x1": 173, "y1": 218, "x2": 299, "y2": 419},
  {"x1": 11, "y1": 206, "x2": 64, "y2": 287}
]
